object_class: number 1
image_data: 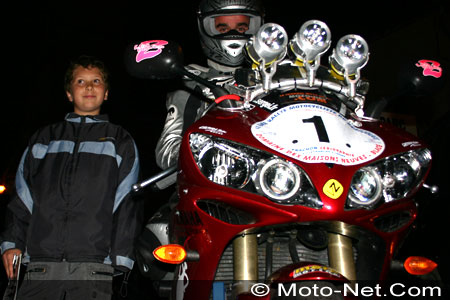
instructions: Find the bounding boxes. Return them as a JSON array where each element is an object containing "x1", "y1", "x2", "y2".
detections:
[{"x1": 303, "y1": 116, "x2": 330, "y2": 143}]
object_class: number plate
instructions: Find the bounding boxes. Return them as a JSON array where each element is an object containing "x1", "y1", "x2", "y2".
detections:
[{"x1": 251, "y1": 104, "x2": 385, "y2": 166}]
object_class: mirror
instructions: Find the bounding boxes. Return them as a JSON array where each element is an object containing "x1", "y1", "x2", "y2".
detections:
[
  {"x1": 124, "y1": 39, "x2": 184, "y2": 80},
  {"x1": 365, "y1": 58, "x2": 446, "y2": 118}
]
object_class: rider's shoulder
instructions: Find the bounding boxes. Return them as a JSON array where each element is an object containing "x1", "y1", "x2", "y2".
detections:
[{"x1": 186, "y1": 64, "x2": 210, "y2": 77}]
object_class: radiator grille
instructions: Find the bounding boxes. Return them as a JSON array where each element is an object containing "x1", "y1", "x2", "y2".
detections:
[
  {"x1": 211, "y1": 229, "x2": 358, "y2": 299},
  {"x1": 214, "y1": 236, "x2": 329, "y2": 281}
]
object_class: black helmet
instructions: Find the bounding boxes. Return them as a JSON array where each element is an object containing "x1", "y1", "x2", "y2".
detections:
[{"x1": 197, "y1": 0, "x2": 264, "y2": 67}]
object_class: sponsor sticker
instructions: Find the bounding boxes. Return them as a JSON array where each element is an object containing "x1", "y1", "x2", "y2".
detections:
[
  {"x1": 290, "y1": 265, "x2": 341, "y2": 279},
  {"x1": 134, "y1": 40, "x2": 168, "y2": 62},
  {"x1": 415, "y1": 59, "x2": 442, "y2": 78}
]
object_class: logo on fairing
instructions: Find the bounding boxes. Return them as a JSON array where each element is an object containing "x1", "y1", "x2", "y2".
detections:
[
  {"x1": 323, "y1": 179, "x2": 344, "y2": 199},
  {"x1": 134, "y1": 40, "x2": 169, "y2": 62},
  {"x1": 415, "y1": 60, "x2": 442, "y2": 78},
  {"x1": 290, "y1": 265, "x2": 341, "y2": 278},
  {"x1": 402, "y1": 141, "x2": 421, "y2": 148},
  {"x1": 199, "y1": 126, "x2": 226, "y2": 135}
]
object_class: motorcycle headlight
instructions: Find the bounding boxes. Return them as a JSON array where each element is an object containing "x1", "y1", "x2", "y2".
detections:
[
  {"x1": 347, "y1": 149, "x2": 432, "y2": 209},
  {"x1": 190, "y1": 133, "x2": 321, "y2": 208},
  {"x1": 255, "y1": 159, "x2": 301, "y2": 201},
  {"x1": 348, "y1": 167, "x2": 382, "y2": 206},
  {"x1": 192, "y1": 134, "x2": 253, "y2": 189}
]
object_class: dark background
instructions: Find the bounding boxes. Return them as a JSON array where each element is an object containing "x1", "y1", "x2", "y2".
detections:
[
  {"x1": 1, "y1": 0, "x2": 448, "y2": 180},
  {"x1": 1, "y1": 0, "x2": 449, "y2": 298}
]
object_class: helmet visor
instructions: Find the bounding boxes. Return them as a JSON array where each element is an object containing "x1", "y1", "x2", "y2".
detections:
[{"x1": 201, "y1": 11, "x2": 262, "y2": 38}]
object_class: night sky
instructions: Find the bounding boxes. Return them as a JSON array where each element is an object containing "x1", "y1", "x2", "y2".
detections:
[{"x1": 1, "y1": 0, "x2": 449, "y2": 291}]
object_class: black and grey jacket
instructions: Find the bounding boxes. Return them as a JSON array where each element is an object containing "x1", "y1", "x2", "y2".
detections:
[{"x1": 0, "y1": 113, "x2": 141, "y2": 271}]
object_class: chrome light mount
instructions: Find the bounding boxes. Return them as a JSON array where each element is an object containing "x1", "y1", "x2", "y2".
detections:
[
  {"x1": 245, "y1": 23, "x2": 288, "y2": 91},
  {"x1": 329, "y1": 34, "x2": 369, "y2": 101},
  {"x1": 290, "y1": 20, "x2": 331, "y2": 87}
]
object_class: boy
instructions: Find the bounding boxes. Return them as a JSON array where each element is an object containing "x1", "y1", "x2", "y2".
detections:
[{"x1": 1, "y1": 56, "x2": 141, "y2": 299}]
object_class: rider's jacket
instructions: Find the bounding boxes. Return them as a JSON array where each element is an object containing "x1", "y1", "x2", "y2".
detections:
[
  {"x1": 155, "y1": 62, "x2": 235, "y2": 169},
  {"x1": 0, "y1": 113, "x2": 141, "y2": 270}
]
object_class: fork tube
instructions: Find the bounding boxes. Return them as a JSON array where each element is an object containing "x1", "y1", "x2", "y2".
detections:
[
  {"x1": 265, "y1": 233, "x2": 274, "y2": 279},
  {"x1": 233, "y1": 234, "x2": 258, "y2": 295},
  {"x1": 328, "y1": 232, "x2": 356, "y2": 281},
  {"x1": 289, "y1": 230, "x2": 300, "y2": 263}
]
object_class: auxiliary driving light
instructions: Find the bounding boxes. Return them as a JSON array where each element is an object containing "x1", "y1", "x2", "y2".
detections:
[
  {"x1": 329, "y1": 34, "x2": 369, "y2": 78},
  {"x1": 290, "y1": 20, "x2": 331, "y2": 64},
  {"x1": 246, "y1": 23, "x2": 288, "y2": 67}
]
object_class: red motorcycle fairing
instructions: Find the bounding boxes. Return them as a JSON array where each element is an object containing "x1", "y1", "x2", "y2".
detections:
[
  {"x1": 166, "y1": 101, "x2": 426, "y2": 299},
  {"x1": 169, "y1": 184, "x2": 418, "y2": 299}
]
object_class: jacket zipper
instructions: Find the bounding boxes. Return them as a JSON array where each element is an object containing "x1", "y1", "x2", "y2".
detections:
[{"x1": 62, "y1": 116, "x2": 84, "y2": 261}]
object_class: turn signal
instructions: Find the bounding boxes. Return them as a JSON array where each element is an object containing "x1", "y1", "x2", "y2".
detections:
[
  {"x1": 404, "y1": 256, "x2": 437, "y2": 275},
  {"x1": 153, "y1": 244, "x2": 187, "y2": 264},
  {"x1": 0, "y1": 185, "x2": 6, "y2": 194}
]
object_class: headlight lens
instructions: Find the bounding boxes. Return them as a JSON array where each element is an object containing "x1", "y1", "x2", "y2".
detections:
[
  {"x1": 349, "y1": 167, "x2": 382, "y2": 206},
  {"x1": 190, "y1": 133, "x2": 321, "y2": 208},
  {"x1": 194, "y1": 137, "x2": 253, "y2": 189},
  {"x1": 256, "y1": 159, "x2": 301, "y2": 201},
  {"x1": 347, "y1": 149, "x2": 432, "y2": 209}
]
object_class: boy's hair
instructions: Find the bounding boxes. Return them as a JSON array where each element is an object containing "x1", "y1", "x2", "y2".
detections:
[{"x1": 64, "y1": 55, "x2": 110, "y2": 92}]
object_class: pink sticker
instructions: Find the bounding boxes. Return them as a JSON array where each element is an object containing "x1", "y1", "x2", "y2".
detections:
[
  {"x1": 415, "y1": 59, "x2": 442, "y2": 78},
  {"x1": 134, "y1": 40, "x2": 169, "y2": 63}
]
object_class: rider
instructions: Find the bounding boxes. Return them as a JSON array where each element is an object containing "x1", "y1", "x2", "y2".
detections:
[{"x1": 155, "y1": 0, "x2": 264, "y2": 170}]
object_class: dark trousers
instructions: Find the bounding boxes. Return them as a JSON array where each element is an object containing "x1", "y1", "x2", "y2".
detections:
[{"x1": 16, "y1": 262, "x2": 114, "y2": 300}]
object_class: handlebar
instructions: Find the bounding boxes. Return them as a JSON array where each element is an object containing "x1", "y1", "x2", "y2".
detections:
[{"x1": 133, "y1": 166, "x2": 177, "y2": 192}]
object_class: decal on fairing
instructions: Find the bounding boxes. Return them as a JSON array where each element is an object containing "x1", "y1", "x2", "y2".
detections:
[
  {"x1": 290, "y1": 265, "x2": 342, "y2": 279},
  {"x1": 133, "y1": 40, "x2": 169, "y2": 63},
  {"x1": 251, "y1": 103, "x2": 385, "y2": 166},
  {"x1": 280, "y1": 92, "x2": 330, "y2": 104},
  {"x1": 251, "y1": 98, "x2": 279, "y2": 111},
  {"x1": 322, "y1": 179, "x2": 344, "y2": 199},
  {"x1": 402, "y1": 141, "x2": 421, "y2": 148},
  {"x1": 176, "y1": 262, "x2": 189, "y2": 300},
  {"x1": 415, "y1": 59, "x2": 443, "y2": 78},
  {"x1": 199, "y1": 126, "x2": 227, "y2": 135}
]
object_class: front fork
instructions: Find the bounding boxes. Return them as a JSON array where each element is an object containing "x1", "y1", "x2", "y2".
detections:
[
  {"x1": 231, "y1": 229, "x2": 357, "y2": 295},
  {"x1": 233, "y1": 234, "x2": 259, "y2": 295},
  {"x1": 328, "y1": 232, "x2": 356, "y2": 281}
]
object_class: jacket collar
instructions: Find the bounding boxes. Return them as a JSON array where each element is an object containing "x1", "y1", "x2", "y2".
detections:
[{"x1": 65, "y1": 113, "x2": 109, "y2": 123}]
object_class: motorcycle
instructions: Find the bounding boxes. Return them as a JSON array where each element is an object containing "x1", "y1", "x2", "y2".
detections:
[{"x1": 125, "y1": 20, "x2": 444, "y2": 299}]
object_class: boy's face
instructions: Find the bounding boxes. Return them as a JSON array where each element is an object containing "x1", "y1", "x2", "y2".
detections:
[{"x1": 66, "y1": 66, "x2": 109, "y2": 115}]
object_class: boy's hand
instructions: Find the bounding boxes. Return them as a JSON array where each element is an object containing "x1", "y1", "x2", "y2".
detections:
[{"x1": 2, "y1": 248, "x2": 22, "y2": 279}]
